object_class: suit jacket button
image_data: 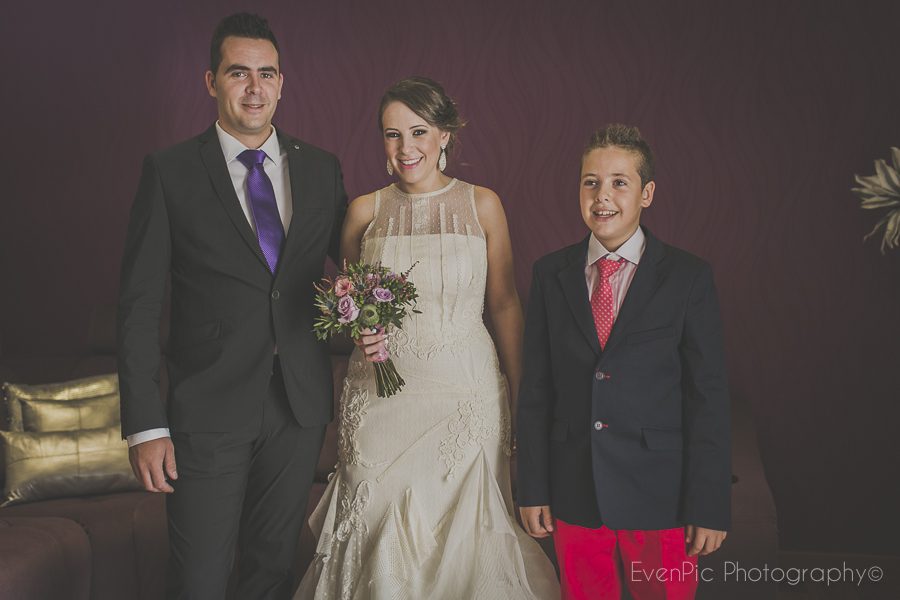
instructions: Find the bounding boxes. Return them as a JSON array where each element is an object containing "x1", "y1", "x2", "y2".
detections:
[
  {"x1": 271, "y1": 290, "x2": 281, "y2": 300},
  {"x1": 595, "y1": 370, "x2": 606, "y2": 381},
  {"x1": 593, "y1": 420, "x2": 606, "y2": 431}
]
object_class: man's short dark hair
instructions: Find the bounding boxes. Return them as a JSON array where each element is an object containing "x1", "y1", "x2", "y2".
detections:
[
  {"x1": 210, "y1": 13, "x2": 280, "y2": 74},
  {"x1": 584, "y1": 124, "x2": 655, "y2": 186}
]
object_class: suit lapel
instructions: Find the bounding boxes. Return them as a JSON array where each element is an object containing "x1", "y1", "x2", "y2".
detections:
[
  {"x1": 198, "y1": 125, "x2": 268, "y2": 270},
  {"x1": 603, "y1": 228, "x2": 667, "y2": 353},
  {"x1": 558, "y1": 236, "x2": 601, "y2": 357},
  {"x1": 277, "y1": 133, "x2": 306, "y2": 266}
]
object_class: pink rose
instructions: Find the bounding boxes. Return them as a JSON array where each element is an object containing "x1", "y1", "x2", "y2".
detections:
[{"x1": 334, "y1": 277, "x2": 354, "y2": 297}]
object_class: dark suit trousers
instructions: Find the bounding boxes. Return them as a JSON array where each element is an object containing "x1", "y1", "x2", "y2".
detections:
[{"x1": 165, "y1": 357, "x2": 325, "y2": 600}]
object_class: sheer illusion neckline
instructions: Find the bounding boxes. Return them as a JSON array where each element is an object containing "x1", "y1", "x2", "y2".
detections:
[{"x1": 389, "y1": 178, "x2": 458, "y2": 199}]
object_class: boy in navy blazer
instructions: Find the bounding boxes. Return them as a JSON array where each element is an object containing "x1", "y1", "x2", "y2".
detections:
[{"x1": 517, "y1": 125, "x2": 731, "y2": 600}]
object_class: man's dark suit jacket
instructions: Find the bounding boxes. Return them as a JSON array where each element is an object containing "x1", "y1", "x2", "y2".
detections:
[
  {"x1": 517, "y1": 228, "x2": 731, "y2": 531},
  {"x1": 117, "y1": 125, "x2": 347, "y2": 436}
]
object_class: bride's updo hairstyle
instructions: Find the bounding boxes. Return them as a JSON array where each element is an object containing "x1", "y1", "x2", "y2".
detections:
[{"x1": 378, "y1": 76, "x2": 467, "y2": 159}]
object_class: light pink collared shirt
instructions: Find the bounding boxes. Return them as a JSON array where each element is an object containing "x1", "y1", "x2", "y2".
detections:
[{"x1": 584, "y1": 227, "x2": 646, "y2": 315}]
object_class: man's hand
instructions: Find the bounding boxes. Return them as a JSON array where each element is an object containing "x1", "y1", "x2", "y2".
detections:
[
  {"x1": 354, "y1": 328, "x2": 387, "y2": 363},
  {"x1": 519, "y1": 505, "x2": 555, "y2": 538},
  {"x1": 129, "y1": 437, "x2": 178, "y2": 493},
  {"x1": 685, "y1": 525, "x2": 727, "y2": 556}
]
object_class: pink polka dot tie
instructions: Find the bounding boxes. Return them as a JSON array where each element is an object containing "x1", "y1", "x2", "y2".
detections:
[{"x1": 591, "y1": 257, "x2": 624, "y2": 349}]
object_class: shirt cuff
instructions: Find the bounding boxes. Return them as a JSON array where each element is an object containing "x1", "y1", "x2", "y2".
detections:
[{"x1": 126, "y1": 428, "x2": 171, "y2": 447}]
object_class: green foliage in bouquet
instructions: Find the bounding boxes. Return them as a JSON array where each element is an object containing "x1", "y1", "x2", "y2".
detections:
[{"x1": 312, "y1": 261, "x2": 420, "y2": 397}]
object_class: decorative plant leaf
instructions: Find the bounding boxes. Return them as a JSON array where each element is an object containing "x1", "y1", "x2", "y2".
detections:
[
  {"x1": 853, "y1": 147, "x2": 900, "y2": 254},
  {"x1": 858, "y1": 196, "x2": 900, "y2": 209},
  {"x1": 883, "y1": 211, "x2": 900, "y2": 251},
  {"x1": 874, "y1": 159, "x2": 900, "y2": 192}
]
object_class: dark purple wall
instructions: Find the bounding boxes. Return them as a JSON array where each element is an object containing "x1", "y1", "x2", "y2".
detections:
[{"x1": 2, "y1": 0, "x2": 899, "y2": 556}]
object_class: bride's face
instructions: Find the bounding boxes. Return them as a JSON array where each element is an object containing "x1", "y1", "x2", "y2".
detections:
[{"x1": 382, "y1": 101, "x2": 450, "y2": 192}]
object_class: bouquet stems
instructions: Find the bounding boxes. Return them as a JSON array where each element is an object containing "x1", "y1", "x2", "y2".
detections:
[{"x1": 373, "y1": 358, "x2": 405, "y2": 397}]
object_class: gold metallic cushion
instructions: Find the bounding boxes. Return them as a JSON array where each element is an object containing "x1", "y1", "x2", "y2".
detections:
[
  {"x1": 0, "y1": 426, "x2": 140, "y2": 506},
  {"x1": 20, "y1": 393, "x2": 120, "y2": 432},
  {"x1": 2, "y1": 374, "x2": 119, "y2": 431}
]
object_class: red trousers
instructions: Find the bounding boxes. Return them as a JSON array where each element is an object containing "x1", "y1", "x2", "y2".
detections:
[{"x1": 553, "y1": 519, "x2": 698, "y2": 600}]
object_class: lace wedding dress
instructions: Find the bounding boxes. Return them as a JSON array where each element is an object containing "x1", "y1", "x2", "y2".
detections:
[{"x1": 295, "y1": 179, "x2": 558, "y2": 599}]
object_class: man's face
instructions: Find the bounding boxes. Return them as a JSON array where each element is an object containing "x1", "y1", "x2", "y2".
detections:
[
  {"x1": 205, "y1": 36, "x2": 283, "y2": 146},
  {"x1": 579, "y1": 146, "x2": 655, "y2": 251}
]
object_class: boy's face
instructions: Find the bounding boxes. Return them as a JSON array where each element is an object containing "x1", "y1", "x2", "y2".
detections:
[{"x1": 580, "y1": 146, "x2": 655, "y2": 251}]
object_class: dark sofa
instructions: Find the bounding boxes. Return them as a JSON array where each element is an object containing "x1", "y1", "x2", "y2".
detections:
[
  {"x1": 0, "y1": 336, "x2": 346, "y2": 600},
  {"x1": 0, "y1": 516, "x2": 91, "y2": 599}
]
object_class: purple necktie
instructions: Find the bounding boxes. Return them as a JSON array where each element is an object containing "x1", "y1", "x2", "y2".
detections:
[{"x1": 237, "y1": 149, "x2": 284, "y2": 274}]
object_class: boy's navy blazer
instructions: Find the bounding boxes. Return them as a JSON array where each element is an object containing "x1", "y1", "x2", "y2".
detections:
[{"x1": 517, "y1": 227, "x2": 731, "y2": 531}]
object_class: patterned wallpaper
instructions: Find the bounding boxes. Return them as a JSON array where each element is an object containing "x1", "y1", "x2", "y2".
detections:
[{"x1": 2, "y1": 0, "x2": 899, "y2": 555}]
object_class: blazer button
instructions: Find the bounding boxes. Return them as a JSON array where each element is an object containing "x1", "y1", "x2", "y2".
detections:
[
  {"x1": 271, "y1": 290, "x2": 281, "y2": 300},
  {"x1": 595, "y1": 370, "x2": 606, "y2": 381},
  {"x1": 593, "y1": 420, "x2": 607, "y2": 431}
]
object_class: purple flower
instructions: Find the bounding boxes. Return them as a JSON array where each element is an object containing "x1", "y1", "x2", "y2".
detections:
[
  {"x1": 366, "y1": 273, "x2": 381, "y2": 285},
  {"x1": 337, "y1": 296, "x2": 360, "y2": 323},
  {"x1": 372, "y1": 287, "x2": 394, "y2": 303}
]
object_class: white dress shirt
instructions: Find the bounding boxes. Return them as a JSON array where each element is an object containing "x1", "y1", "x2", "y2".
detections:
[
  {"x1": 584, "y1": 226, "x2": 646, "y2": 314},
  {"x1": 127, "y1": 124, "x2": 292, "y2": 447},
  {"x1": 216, "y1": 122, "x2": 293, "y2": 234}
]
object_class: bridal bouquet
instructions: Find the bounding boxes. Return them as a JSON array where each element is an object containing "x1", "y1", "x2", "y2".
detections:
[{"x1": 313, "y1": 261, "x2": 419, "y2": 397}]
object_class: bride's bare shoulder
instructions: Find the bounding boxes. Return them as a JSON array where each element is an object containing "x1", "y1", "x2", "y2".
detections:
[
  {"x1": 347, "y1": 192, "x2": 377, "y2": 224},
  {"x1": 472, "y1": 185, "x2": 507, "y2": 233}
]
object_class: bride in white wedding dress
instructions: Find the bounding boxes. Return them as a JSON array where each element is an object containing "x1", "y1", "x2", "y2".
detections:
[{"x1": 294, "y1": 76, "x2": 558, "y2": 599}]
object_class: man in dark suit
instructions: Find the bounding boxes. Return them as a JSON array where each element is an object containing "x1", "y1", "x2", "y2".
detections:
[
  {"x1": 517, "y1": 125, "x2": 730, "y2": 600},
  {"x1": 117, "y1": 13, "x2": 347, "y2": 599}
]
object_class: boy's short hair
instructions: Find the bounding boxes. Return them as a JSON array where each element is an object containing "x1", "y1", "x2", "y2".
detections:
[
  {"x1": 210, "y1": 13, "x2": 280, "y2": 74},
  {"x1": 583, "y1": 124, "x2": 655, "y2": 186}
]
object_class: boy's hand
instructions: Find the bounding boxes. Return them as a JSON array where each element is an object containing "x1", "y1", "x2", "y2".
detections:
[
  {"x1": 354, "y1": 328, "x2": 387, "y2": 363},
  {"x1": 685, "y1": 525, "x2": 726, "y2": 556},
  {"x1": 519, "y1": 505, "x2": 555, "y2": 538}
]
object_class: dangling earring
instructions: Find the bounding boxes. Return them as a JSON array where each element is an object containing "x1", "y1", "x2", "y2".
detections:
[
  {"x1": 386, "y1": 159, "x2": 394, "y2": 176},
  {"x1": 438, "y1": 145, "x2": 447, "y2": 172}
]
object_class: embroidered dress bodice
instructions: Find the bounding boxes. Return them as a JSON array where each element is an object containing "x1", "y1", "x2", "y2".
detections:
[{"x1": 363, "y1": 178, "x2": 490, "y2": 361}]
